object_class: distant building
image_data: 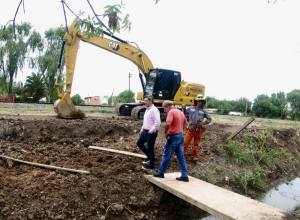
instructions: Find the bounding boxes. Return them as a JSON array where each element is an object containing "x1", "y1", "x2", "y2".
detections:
[
  {"x1": 84, "y1": 96, "x2": 100, "y2": 105},
  {"x1": 228, "y1": 111, "x2": 244, "y2": 116},
  {"x1": 100, "y1": 96, "x2": 108, "y2": 105},
  {"x1": 206, "y1": 108, "x2": 218, "y2": 114}
]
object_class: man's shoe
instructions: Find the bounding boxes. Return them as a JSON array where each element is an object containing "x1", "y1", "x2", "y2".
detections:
[
  {"x1": 152, "y1": 171, "x2": 164, "y2": 178},
  {"x1": 192, "y1": 157, "x2": 198, "y2": 161},
  {"x1": 176, "y1": 176, "x2": 189, "y2": 182},
  {"x1": 142, "y1": 165, "x2": 154, "y2": 171},
  {"x1": 142, "y1": 158, "x2": 150, "y2": 164}
]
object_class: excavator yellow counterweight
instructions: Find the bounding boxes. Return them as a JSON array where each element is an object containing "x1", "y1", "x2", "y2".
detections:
[{"x1": 54, "y1": 93, "x2": 85, "y2": 119}]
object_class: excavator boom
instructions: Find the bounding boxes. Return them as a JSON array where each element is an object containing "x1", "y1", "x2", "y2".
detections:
[{"x1": 54, "y1": 19, "x2": 154, "y2": 119}]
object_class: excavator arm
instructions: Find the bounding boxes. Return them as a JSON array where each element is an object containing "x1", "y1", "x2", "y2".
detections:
[{"x1": 54, "y1": 18, "x2": 154, "y2": 118}]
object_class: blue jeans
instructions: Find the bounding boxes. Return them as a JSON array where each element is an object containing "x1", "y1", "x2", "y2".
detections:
[
  {"x1": 136, "y1": 129, "x2": 158, "y2": 168},
  {"x1": 157, "y1": 134, "x2": 188, "y2": 177}
]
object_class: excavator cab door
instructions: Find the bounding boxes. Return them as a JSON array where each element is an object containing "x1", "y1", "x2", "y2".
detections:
[{"x1": 144, "y1": 69, "x2": 181, "y2": 100}]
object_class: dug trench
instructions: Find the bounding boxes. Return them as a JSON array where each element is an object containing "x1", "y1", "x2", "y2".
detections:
[{"x1": 0, "y1": 113, "x2": 299, "y2": 220}]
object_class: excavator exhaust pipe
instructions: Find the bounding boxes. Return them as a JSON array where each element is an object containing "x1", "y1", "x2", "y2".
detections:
[{"x1": 54, "y1": 93, "x2": 85, "y2": 119}]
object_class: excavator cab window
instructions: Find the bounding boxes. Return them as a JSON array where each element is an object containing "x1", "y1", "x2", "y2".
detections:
[
  {"x1": 145, "y1": 71, "x2": 157, "y2": 96},
  {"x1": 144, "y1": 69, "x2": 181, "y2": 100}
]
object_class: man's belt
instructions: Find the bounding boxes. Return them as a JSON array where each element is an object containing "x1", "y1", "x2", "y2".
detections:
[{"x1": 169, "y1": 132, "x2": 182, "y2": 136}]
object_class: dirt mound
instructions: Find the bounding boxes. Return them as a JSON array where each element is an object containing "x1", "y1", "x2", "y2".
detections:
[{"x1": 0, "y1": 114, "x2": 299, "y2": 219}]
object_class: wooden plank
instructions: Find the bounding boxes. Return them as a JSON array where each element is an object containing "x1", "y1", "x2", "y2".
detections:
[
  {"x1": 228, "y1": 116, "x2": 255, "y2": 140},
  {"x1": 88, "y1": 146, "x2": 147, "y2": 159},
  {"x1": 145, "y1": 172, "x2": 287, "y2": 220},
  {"x1": 0, "y1": 155, "x2": 90, "y2": 174}
]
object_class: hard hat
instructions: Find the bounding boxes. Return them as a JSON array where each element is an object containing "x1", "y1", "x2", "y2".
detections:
[{"x1": 195, "y1": 94, "x2": 205, "y2": 101}]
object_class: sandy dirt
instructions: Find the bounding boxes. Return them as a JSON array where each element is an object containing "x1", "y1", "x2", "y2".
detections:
[{"x1": 0, "y1": 112, "x2": 299, "y2": 220}]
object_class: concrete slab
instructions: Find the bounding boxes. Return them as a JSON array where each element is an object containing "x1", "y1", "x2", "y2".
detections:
[
  {"x1": 145, "y1": 172, "x2": 287, "y2": 220},
  {"x1": 88, "y1": 146, "x2": 146, "y2": 159}
]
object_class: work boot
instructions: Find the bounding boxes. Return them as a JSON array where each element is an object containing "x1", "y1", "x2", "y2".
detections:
[{"x1": 176, "y1": 176, "x2": 189, "y2": 182}]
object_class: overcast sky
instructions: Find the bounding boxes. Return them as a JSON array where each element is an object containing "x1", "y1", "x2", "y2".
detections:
[{"x1": 1, "y1": 0, "x2": 300, "y2": 103}]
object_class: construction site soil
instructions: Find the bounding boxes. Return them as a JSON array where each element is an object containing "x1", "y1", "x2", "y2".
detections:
[{"x1": 0, "y1": 112, "x2": 300, "y2": 220}]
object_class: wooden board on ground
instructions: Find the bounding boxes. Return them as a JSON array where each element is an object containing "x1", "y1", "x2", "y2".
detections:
[
  {"x1": 228, "y1": 116, "x2": 255, "y2": 140},
  {"x1": 145, "y1": 172, "x2": 287, "y2": 220},
  {"x1": 88, "y1": 146, "x2": 146, "y2": 159}
]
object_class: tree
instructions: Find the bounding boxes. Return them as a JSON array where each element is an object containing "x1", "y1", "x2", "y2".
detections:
[
  {"x1": 12, "y1": 81, "x2": 26, "y2": 101},
  {"x1": 287, "y1": 89, "x2": 300, "y2": 120},
  {"x1": 108, "y1": 95, "x2": 118, "y2": 106},
  {"x1": 0, "y1": 75, "x2": 7, "y2": 94},
  {"x1": 71, "y1": 94, "x2": 84, "y2": 105},
  {"x1": 0, "y1": 22, "x2": 42, "y2": 94},
  {"x1": 270, "y1": 92, "x2": 287, "y2": 119},
  {"x1": 36, "y1": 26, "x2": 66, "y2": 103},
  {"x1": 206, "y1": 96, "x2": 219, "y2": 108},
  {"x1": 23, "y1": 72, "x2": 46, "y2": 103},
  {"x1": 252, "y1": 99, "x2": 278, "y2": 118},
  {"x1": 116, "y1": 90, "x2": 135, "y2": 103},
  {"x1": 216, "y1": 100, "x2": 232, "y2": 115},
  {"x1": 234, "y1": 97, "x2": 252, "y2": 115},
  {"x1": 254, "y1": 94, "x2": 270, "y2": 103}
]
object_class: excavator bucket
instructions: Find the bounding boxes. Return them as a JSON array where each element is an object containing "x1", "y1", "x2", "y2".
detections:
[{"x1": 54, "y1": 93, "x2": 85, "y2": 119}]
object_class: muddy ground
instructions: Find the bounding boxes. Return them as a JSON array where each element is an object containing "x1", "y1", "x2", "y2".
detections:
[{"x1": 0, "y1": 112, "x2": 300, "y2": 220}]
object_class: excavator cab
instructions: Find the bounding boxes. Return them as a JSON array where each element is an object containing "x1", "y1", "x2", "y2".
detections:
[{"x1": 144, "y1": 69, "x2": 181, "y2": 101}]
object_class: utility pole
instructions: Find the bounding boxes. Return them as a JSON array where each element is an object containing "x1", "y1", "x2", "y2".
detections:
[
  {"x1": 245, "y1": 102, "x2": 247, "y2": 116},
  {"x1": 128, "y1": 72, "x2": 132, "y2": 103}
]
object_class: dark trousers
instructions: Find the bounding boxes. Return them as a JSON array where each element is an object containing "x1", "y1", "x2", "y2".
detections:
[{"x1": 136, "y1": 129, "x2": 158, "y2": 168}]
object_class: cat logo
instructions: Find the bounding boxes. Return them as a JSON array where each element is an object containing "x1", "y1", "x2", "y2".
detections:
[{"x1": 109, "y1": 42, "x2": 120, "y2": 51}]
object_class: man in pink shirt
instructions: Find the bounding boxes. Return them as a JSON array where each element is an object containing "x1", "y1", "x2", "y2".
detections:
[
  {"x1": 137, "y1": 95, "x2": 161, "y2": 170},
  {"x1": 153, "y1": 100, "x2": 189, "y2": 182}
]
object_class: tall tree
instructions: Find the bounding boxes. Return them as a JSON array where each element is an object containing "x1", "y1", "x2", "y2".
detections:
[
  {"x1": 270, "y1": 92, "x2": 287, "y2": 119},
  {"x1": 252, "y1": 99, "x2": 278, "y2": 118},
  {"x1": 254, "y1": 94, "x2": 270, "y2": 103},
  {"x1": 23, "y1": 72, "x2": 46, "y2": 103},
  {"x1": 216, "y1": 100, "x2": 233, "y2": 115},
  {"x1": 116, "y1": 90, "x2": 135, "y2": 103},
  {"x1": 206, "y1": 96, "x2": 219, "y2": 109},
  {"x1": 287, "y1": 89, "x2": 300, "y2": 120},
  {"x1": 108, "y1": 96, "x2": 117, "y2": 106},
  {"x1": 0, "y1": 22, "x2": 42, "y2": 94},
  {"x1": 71, "y1": 94, "x2": 84, "y2": 105},
  {"x1": 36, "y1": 26, "x2": 66, "y2": 103},
  {"x1": 234, "y1": 97, "x2": 252, "y2": 115}
]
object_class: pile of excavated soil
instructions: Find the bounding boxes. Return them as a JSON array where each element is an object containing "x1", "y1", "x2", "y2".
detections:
[{"x1": 0, "y1": 113, "x2": 299, "y2": 220}]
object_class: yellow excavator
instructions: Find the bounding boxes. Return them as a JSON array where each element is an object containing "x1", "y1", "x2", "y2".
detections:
[{"x1": 54, "y1": 18, "x2": 205, "y2": 120}]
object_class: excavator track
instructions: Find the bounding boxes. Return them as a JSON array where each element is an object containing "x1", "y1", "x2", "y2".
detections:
[
  {"x1": 115, "y1": 103, "x2": 145, "y2": 118},
  {"x1": 131, "y1": 106, "x2": 146, "y2": 121}
]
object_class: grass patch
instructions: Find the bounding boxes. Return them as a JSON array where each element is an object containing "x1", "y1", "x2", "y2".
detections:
[
  {"x1": 98, "y1": 109, "x2": 115, "y2": 114},
  {"x1": 294, "y1": 205, "x2": 300, "y2": 211},
  {"x1": 226, "y1": 140, "x2": 253, "y2": 166},
  {"x1": 230, "y1": 167, "x2": 267, "y2": 193}
]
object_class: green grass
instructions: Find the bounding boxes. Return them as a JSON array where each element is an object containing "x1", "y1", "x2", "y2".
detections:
[
  {"x1": 223, "y1": 128, "x2": 300, "y2": 192},
  {"x1": 226, "y1": 140, "x2": 253, "y2": 166},
  {"x1": 211, "y1": 114, "x2": 300, "y2": 131},
  {"x1": 294, "y1": 205, "x2": 300, "y2": 211},
  {"x1": 0, "y1": 104, "x2": 116, "y2": 114},
  {"x1": 230, "y1": 167, "x2": 267, "y2": 192}
]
